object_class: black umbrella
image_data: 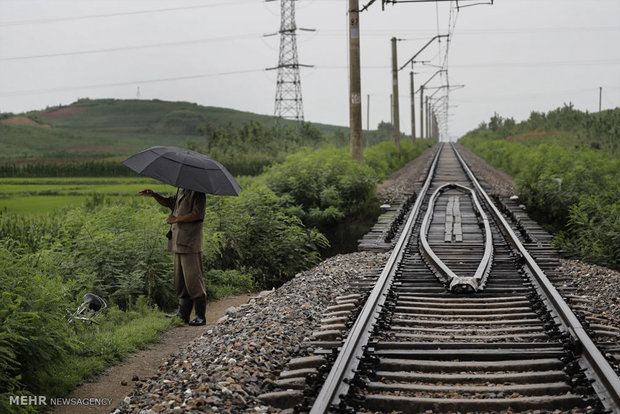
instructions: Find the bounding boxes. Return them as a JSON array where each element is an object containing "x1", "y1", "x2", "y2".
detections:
[{"x1": 123, "y1": 146, "x2": 241, "y2": 196}]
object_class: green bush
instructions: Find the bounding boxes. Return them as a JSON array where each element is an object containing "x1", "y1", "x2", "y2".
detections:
[
  {"x1": 263, "y1": 147, "x2": 377, "y2": 228},
  {"x1": 0, "y1": 213, "x2": 70, "y2": 253},
  {"x1": 554, "y1": 196, "x2": 619, "y2": 269},
  {"x1": 364, "y1": 140, "x2": 428, "y2": 180},
  {"x1": 204, "y1": 269, "x2": 256, "y2": 299},
  {"x1": 203, "y1": 183, "x2": 328, "y2": 288},
  {"x1": 69, "y1": 201, "x2": 175, "y2": 310},
  {"x1": 0, "y1": 244, "x2": 78, "y2": 400},
  {"x1": 0, "y1": 237, "x2": 177, "y2": 406},
  {"x1": 460, "y1": 107, "x2": 620, "y2": 269}
]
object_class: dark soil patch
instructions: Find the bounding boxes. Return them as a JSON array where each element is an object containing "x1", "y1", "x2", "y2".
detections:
[{"x1": 39, "y1": 107, "x2": 88, "y2": 121}]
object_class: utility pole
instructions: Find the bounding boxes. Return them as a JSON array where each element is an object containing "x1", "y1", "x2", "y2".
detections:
[
  {"x1": 391, "y1": 37, "x2": 400, "y2": 151},
  {"x1": 349, "y1": 0, "x2": 363, "y2": 165},
  {"x1": 410, "y1": 71, "x2": 415, "y2": 143},
  {"x1": 419, "y1": 84, "x2": 424, "y2": 142},
  {"x1": 390, "y1": 93, "x2": 393, "y2": 126},
  {"x1": 425, "y1": 96, "x2": 430, "y2": 139},
  {"x1": 417, "y1": 69, "x2": 448, "y2": 141}
]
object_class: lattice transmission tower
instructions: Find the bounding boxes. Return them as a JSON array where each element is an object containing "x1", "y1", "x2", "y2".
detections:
[{"x1": 270, "y1": 0, "x2": 307, "y2": 121}]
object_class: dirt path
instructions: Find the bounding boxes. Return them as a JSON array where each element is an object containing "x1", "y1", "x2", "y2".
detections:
[{"x1": 52, "y1": 294, "x2": 255, "y2": 414}]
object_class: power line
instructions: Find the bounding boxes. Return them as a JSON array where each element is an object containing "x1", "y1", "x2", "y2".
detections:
[
  {"x1": 317, "y1": 26, "x2": 619, "y2": 36},
  {"x1": 313, "y1": 59, "x2": 618, "y2": 71},
  {"x1": 0, "y1": 69, "x2": 266, "y2": 98},
  {"x1": 313, "y1": 57, "x2": 620, "y2": 70},
  {"x1": 0, "y1": 33, "x2": 264, "y2": 62},
  {"x1": 451, "y1": 86, "x2": 620, "y2": 102},
  {"x1": 0, "y1": 0, "x2": 257, "y2": 27},
  {"x1": 1, "y1": 27, "x2": 615, "y2": 62},
  {"x1": 451, "y1": 58, "x2": 620, "y2": 68}
]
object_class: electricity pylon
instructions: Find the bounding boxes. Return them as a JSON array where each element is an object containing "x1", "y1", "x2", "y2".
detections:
[{"x1": 267, "y1": 0, "x2": 311, "y2": 122}]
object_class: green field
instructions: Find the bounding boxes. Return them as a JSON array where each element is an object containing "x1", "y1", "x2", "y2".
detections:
[{"x1": 0, "y1": 177, "x2": 174, "y2": 214}]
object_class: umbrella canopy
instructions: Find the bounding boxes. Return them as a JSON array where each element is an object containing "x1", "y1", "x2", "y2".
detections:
[{"x1": 123, "y1": 146, "x2": 241, "y2": 196}]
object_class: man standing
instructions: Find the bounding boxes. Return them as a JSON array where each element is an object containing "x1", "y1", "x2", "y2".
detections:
[{"x1": 140, "y1": 188, "x2": 207, "y2": 326}]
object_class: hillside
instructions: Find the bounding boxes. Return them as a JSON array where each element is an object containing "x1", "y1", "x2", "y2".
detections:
[{"x1": 0, "y1": 98, "x2": 350, "y2": 162}]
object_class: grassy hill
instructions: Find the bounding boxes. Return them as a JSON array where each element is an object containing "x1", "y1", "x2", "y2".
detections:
[{"x1": 0, "y1": 98, "x2": 350, "y2": 162}]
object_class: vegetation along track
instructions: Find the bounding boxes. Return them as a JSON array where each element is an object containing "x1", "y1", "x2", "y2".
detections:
[{"x1": 283, "y1": 143, "x2": 620, "y2": 413}]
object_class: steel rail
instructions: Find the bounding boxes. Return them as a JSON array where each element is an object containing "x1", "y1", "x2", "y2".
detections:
[
  {"x1": 419, "y1": 183, "x2": 493, "y2": 292},
  {"x1": 452, "y1": 143, "x2": 620, "y2": 412},
  {"x1": 309, "y1": 143, "x2": 445, "y2": 413}
]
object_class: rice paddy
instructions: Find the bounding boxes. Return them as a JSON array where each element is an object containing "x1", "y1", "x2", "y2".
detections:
[{"x1": 0, "y1": 177, "x2": 174, "y2": 214}]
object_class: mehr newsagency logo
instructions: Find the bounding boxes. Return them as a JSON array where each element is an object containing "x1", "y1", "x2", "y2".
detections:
[{"x1": 9, "y1": 395, "x2": 113, "y2": 407}]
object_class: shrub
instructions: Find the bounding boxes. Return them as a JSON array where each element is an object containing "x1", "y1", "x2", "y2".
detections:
[
  {"x1": 554, "y1": 196, "x2": 620, "y2": 269},
  {"x1": 0, "y1": 244, "x2": 78, "y2": 400},
  {"x1": 204, "y1": 269, "x2": 256, "y2": 299},
  {"x1": 69, "y1": 201, "x2": 175, "y2": 310},
  {"x1": 263, "y1": 147, "x2": 377, "y2": 228},
  {"x1": 203, "y1": 184, "x2": 329, "y2": 288},
  {"x1": 364, "y1": 140, "x2": 427, "y2": 180}
]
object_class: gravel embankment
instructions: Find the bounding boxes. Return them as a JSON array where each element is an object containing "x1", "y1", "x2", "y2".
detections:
[
  {"x1": 557, "y1": 259, "x2": 620, "y2": 331},
  {"x1": 116, "y1": 143, "x2": 618, "y2": 413},
  {"x1": 376, "y1": 145, "x2": 437, "y2": 203},
  {"x1": 114, "y1": 252, "x2": 388, "y2": 413}
]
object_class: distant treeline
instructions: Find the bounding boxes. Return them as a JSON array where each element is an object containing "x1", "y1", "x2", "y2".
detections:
[
  {"x1": 0, "y1": 160, "x2": 135, "y2": 177},
  {"x1": 467, "y1": 104, "x2": 618, "y2": 154},
  {"x1": 0, "y1": 159, "x2": 273, "y2": 178}
]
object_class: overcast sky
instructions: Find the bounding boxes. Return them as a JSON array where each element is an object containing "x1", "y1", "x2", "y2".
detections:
[{"x1": 1, "y1": 0, "x2": 618, "y2": 140}]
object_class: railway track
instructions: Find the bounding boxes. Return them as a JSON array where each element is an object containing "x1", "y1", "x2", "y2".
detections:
[{"x1": 261, "y1": 143, "x2": 620, "y2": 413}]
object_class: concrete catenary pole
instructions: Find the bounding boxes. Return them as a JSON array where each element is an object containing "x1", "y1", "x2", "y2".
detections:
[
  {"x1": 424, "y1": 96, "x2": 430, "y2": 138},
  {"x1": 424, "y1": 96, "x2": 431, "y2": 138},
  {"x1": 419, "y1": 84, "x2": 424, "y2": 142},
  {"x1": 391, "y1": 37, "x2": 400, "y2": 151},
  {"x1": 349, "y1": 0, "x2": 363, "y2": 165},
  {"x1": 410, "y1": 71, "x2": 416, "y2": 143}
]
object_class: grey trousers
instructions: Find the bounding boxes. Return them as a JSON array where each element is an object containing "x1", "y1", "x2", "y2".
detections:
[{"x1": 173, "y1": 252, "x2": 206, "y2": 299}]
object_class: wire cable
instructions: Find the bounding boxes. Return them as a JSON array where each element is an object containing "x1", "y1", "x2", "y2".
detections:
[
  {"x1": 0, "y1": 0, "x2": 257, "y2": 27},
  {"x1": 0, "y1": 69, "x2": 267, "y2": 98},
  {"x1": 0, "y1": 34, "x2": 264, "y2": 62}
]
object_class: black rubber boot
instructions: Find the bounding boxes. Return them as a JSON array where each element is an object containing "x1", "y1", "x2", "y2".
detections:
[
  {"x1": 189, "y1": 295, "x2": 206, "y2": 326},
  {"x1": 166, "y1": 296, "x2": 193, "y2": 324}
]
